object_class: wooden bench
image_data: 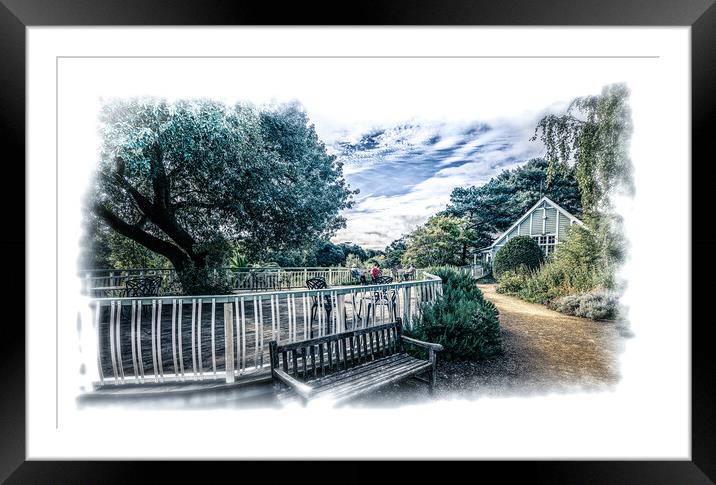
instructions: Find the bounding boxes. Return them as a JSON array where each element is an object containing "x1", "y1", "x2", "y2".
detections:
[{"x1": 268, "y1": 318, "x2": 443, "y2": 406}]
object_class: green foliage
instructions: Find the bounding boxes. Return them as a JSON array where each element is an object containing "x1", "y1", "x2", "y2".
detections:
[
  {"x1": 345, "y1": 253, "x2": 364, "y2": 269},
  {"x1": 443, "y1": 158, "x2": 582, "y2": 249},
  {"x1": 532, "y1": 83, "x2": 633, "y2": 216},
  {"x1": 492, "y1": 236, "x2": 544, "y2": 280},
  {"x1": 176, "y1": 263, "x2": 233, "y2": 296},
  {"x1": 314, "y1": 240, "x2": 346, "y2": 267},
  {"x1": 338, "y1": 242, "x2": 368, "y2": 262},
  {"x1": 495, "y1": 270, "x2": 530, "y2": 295},
  {"x1": 105, "y1": 231, "x2": 172, "y2": 270},
  {"x1": 406, "y1": 267, "x2": 502, "y2": 361},
  {"x1": 383, "y1": 237, "x2": 407, "y2": 268},
  {"x1": 87, "y1": 97, "x2": 357, "y2": 292},
  {"x1": 548, "y1": 290, "x2": 620, "y2": 321},
  {"x1": 365, "y1": 255, "x2": 386, "y2": 268},
  {"x1": 78, "y1": 214, "x2": 171, "y2": 270},
  {"x1": 401, "y1": 215, "x2": 473, "y2": 267},
  {"x1": 228, "y1": 245, "x2": 249, "y2": 270},
  {"x1": 496, "y1": 226, "x2": 609, "y2": 305}
]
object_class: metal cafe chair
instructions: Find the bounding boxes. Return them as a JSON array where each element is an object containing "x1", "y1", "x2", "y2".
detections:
[
  {"x1": 365, "y1": 275, "x2": 398, "y2": 324},
  {"x1": 123, "y1": 275, "x2": 163, "y2": 297},
  {"x1": 306, "y1": 277, "x2": 333, "y2": 338}
]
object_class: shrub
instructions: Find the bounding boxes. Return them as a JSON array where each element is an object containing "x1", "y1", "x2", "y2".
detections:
[
  {"x1": 495, "y1": 270, "x2": 529, "y2": 295},
  {"x1": 177, "y1": 263, "x2": 233, "y2": 295},
  {"x1": 406, "y1": 266, "x2": 502, "y2": 360},
  {"x1": 495, "y1": 225, "x2": 612, "y2": 308},
  {"x1": 549, "y1": 289, "x2": 620, "y2": 320},
  {"x1": 492, "y1": 236, "x2": 544, "y2": 280}
]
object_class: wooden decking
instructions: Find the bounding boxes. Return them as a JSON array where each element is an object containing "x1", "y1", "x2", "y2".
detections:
[{"x1": 96, "y1": 287, "x2": 420, "y2": 385}]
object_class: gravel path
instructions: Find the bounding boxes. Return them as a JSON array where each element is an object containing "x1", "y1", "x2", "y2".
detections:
[{"x1": 348, "y1": 284, "x2": 631, "y2": 407}]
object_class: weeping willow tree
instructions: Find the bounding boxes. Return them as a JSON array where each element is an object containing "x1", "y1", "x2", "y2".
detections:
[
  {"x1": 533, "y1": 83, "x2": 633, "y2": 214},
  {"x1": 532, "y1": 83, "x2": 634, "y2": 288}
]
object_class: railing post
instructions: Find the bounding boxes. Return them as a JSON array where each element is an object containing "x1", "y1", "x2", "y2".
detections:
[
  {"x1": 337, "y1": 293, "x2": 346, "y2": 332},
  {"x1": 224, "y1": 303, "x2": 235, "y2": 383},
  {"x1": 402, "y1": 286, "x2": 410, "y2": 327}
]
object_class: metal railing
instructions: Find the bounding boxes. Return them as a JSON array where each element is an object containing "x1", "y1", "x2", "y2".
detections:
[
  {"x1": 458, "y1": 264, "x2": 487, "y2": 280},
  {"x1": 78, "y1": 267, "x2": 356, "y2": 297},
  {"x1": 79, "y1": 266, "x2": 428, "y2": 297},
  {"x1": 80, "y1": 272, "x2": 443, "y2": 388}
]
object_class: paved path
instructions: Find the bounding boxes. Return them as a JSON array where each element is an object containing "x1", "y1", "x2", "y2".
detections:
[{"x1": 349, "y1": 283, "x2": 630, "y2": 406}]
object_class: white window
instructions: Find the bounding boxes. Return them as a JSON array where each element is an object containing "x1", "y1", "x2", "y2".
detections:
[{"x1": 532, "y1": 235, "x2": 556, "y2": 255}]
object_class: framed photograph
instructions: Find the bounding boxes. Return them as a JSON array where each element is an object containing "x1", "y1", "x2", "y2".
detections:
[{"x1": 5, "y1": 0, "x2": 713, "y2": 481}]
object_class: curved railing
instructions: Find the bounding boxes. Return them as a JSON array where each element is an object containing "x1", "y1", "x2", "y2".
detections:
[
  {"x1": 78, "y1": 267, "x2": 423, "y2": 297},
  {"x1": 78, "y1": 271, "x2": 442, "y2": 389}
]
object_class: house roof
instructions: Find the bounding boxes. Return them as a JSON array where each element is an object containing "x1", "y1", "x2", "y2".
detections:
[{"x1": 484, "y1": 196, "x2": 584, "y2": 250}]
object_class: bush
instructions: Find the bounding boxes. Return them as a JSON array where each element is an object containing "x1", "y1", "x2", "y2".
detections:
[
  {"x1": 177, "y1": 264, "x2": 233, "y2": 295},
  {"x1": 492, "y1": 236, "x2": 544, "y2": 280},
  {"x1": 406, "y1": 266, "x2": 502, "y2": 361},
  {"x1": 495, "y1": 225, "x2": 612, "y2": 307},
  {"x1": 549, "y1": 289, "x2": 620, "y2": 320},
  {"x1": 495, "y1": 270, "x2": 529, "y2": 295}
]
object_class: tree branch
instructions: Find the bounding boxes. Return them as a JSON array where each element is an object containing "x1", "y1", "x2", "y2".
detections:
[
  {"x1": 94, "y1": 204, "x2": 189, "y2": 268},
  {"x1": 108, "y1": 169, "x2": 199, "y2": 259}
]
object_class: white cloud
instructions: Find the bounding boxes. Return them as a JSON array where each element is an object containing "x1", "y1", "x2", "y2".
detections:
[{"x1": 330, "y1": 113, "x2": 548, "y2": 249}]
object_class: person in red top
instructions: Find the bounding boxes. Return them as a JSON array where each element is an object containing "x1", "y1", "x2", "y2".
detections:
[{"x1": 370, "y1": 265, "x2": 381, "y2": 282}]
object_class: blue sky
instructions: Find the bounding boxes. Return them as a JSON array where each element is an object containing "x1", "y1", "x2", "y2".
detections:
[{"x1": 326, "y1": 115, "x2": 548, "y2": 249}]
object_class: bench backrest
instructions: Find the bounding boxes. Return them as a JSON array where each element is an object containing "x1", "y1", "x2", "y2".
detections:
[{"x1": 269, "y1": 319, "x2": 404, "y2": 382}]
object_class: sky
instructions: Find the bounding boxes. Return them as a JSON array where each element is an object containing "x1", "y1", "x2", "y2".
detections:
[
  {"x1": 323, "y1": 111, "x2": 554, "y2": 249},
  {"x1": 55, "y1": 55, "x2": 626, "y2": 252}
]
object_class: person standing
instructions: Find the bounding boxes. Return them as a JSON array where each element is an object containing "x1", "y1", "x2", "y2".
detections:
[{"x1": 370, "y1": 265, "x2": 380, "y2": 283}]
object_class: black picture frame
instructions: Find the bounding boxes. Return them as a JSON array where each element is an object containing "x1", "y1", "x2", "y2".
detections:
[{"x1": 3, "y1": 0, "x2": 713, "y2": 481}]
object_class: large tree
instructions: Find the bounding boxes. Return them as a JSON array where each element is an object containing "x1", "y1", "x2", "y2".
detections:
[
  {"x1": 532, "y1": 83, "x2": 634, "y2": 278},
  {"x1": 401, "y1": 215, "x2": 473, "y2": 267},
  {"x1": 443, "y1": 157, "x2": 581, "y2": 249},
  {"x1": 88, "y1": 98, "x2": 356, "y2": 292}
]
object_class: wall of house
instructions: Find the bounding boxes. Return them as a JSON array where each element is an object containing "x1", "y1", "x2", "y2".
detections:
[{"x1": 488, "y1": 199, "x2": 580, "y2": 261}]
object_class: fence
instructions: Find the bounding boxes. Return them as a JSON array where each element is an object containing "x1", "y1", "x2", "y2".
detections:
[
  {"x1": 79, "y1": 267, "x2": 357, "y2": 297},
  {"x1": 458, "y1": 264, "x2": 487, "y2": 280},
  {"x1": 81, "y1": 272, "x2": 443, "y2": 388}
]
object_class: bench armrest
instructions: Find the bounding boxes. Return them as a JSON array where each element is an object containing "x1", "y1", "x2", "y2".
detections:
[
  {"x1": 401, "y1": 335, "x2": 444, "y2": 352},
  {"x1": 273, "y1": 368, "x2": 314, "y2": 399}
]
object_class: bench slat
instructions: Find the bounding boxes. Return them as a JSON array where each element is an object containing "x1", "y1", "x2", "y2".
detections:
[
  {"x1": 307, "y1": 354, "x2": 411, "y2": 389},
  {"x1": 321, "y1": 361, "x2": 428, "y2": 399},
  {"x1": 315, "y1": 361, "x2": 425, "y2": 398},
  {"x1": 314, "y1": 356, "x2": 423, "y2": 391},
  {"x1": 330, "y1": 364, "x2": 431, "y2": 405},
  {"x1": 320, "y1": 360, "x2": 429, "y2": 397},
  {"x1": 315, "y1": 359, "x2": 431, "y2": 403}
]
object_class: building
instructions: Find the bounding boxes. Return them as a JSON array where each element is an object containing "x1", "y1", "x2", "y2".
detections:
[{"x1": 477, "y1": 196, "x2": 584, "y2": 264}]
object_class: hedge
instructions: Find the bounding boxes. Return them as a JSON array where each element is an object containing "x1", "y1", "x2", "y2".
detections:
[{"x1": 492, "y1": 235, "x2": 544, "y2": 280}]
